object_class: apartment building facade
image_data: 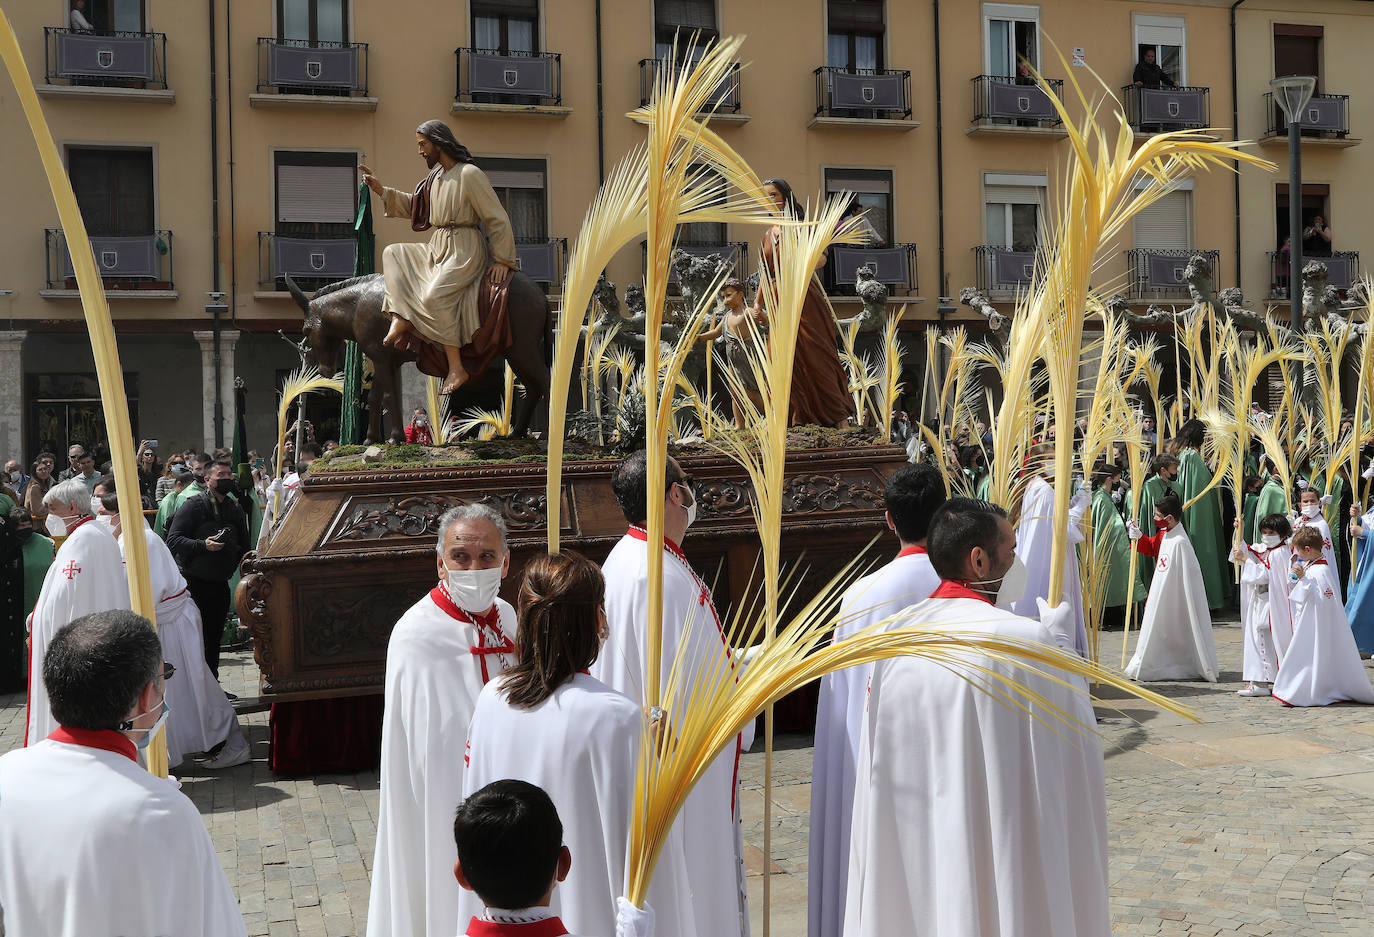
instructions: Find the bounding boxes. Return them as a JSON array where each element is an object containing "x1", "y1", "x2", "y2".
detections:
[{"x1": 2, "y1": 0, "x2": 1370, "y2": 461}]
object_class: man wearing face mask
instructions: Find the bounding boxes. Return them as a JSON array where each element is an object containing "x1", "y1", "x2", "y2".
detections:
[
  {"x1": 9, "y1": 506, "x2": 55, "y2": 623},
  {"x1": 166, "y1": 460, "x2": 249, "y2": 677},
  {"x1": 26, "y1": 478, "x2": 131, "y2": 745},
  {"x1": 368, "y1": 503, "x2": 517, "y2": 937},
  {"x1": 1010, "y1": 443, "x2": 1092, "y2": 654},
  {"x1": 155, "y1": 453, "x2": 210, "y2": 537},
  {"x1": 0, "y1": 610, "x2": 249, "y2": 937},
  {"x1": 843, "y1": 497, "x2": 1109, "y2": 937},
  {"x1": 592, "y1": 450, "x2": 752, "y2": 937},
  {"x1": 1124, "y1": 493, "x2": 1218, "y2": 682}
]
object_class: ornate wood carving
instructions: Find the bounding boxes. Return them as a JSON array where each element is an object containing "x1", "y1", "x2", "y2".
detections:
[
  {"x1": 323, "y1": 489, "x2": 564, "y2": 545},
  {"x1": 782, "y1": 472, "x2": 884, "y2": 513}
]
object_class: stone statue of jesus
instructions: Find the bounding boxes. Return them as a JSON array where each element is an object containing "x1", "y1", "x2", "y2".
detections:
[{"x1": 360, "y1": 120, "x2": 518, "y2": 393}]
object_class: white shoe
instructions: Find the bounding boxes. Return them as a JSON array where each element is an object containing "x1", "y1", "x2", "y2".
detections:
[
  {"x1": 202, "y1": 742, "x2": 251, "y2": 769},
  {"x1": 1237, "y1": 684, "x2": 1271, "y2": 697}
]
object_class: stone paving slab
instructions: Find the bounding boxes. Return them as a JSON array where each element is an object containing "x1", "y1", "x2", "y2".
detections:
[{"x1": 5, "y1": 615, "x2": 1374, "y2": 936}]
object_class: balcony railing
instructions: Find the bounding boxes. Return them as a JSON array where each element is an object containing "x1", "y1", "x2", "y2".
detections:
[
  {"x1": 455, "y1": 48, "x2": 562, "y2": 106},
  {"x1": 514, "y1": 237, "x2": 567, "y2": 289},
  {"x1": 641, "y1": 240, "x2": 749, "y2": 285},
  {"x1": 1125, "y1": 248, "x2": 1219, "y2": 300},
  {"x1": 971, "y1": 75, "x2": 1064, "y2": 128},
  {"x1": 45, "y1": 229, "x2": 173, "y2": 290},
  {"x1": 1267, "y1": 249, "x2": 1359, "y2": 298},
  {"x1": 824, "y1": 244, "x2": 918, "y2": 296},
  {"x1": 256, "y1": 38, "x2": 368, "y2": 96},
  {"x1": 259, "y1": 232, "x2": 358, "y2": 290},
  {"x1": 1121, "y1": 85, "x2": 1210, "y2": 132},
  {"x1": 43, "y1": 26, "x2": 167, "y2": 89},
  {"x1": 975, "y1": 245, "x2": 1037, "y2": 294},
  {"x1": 1264, "y1": 91, "x2": 1350, "y2": 138},
  {"x1": 639, "y1": 58, "x2": 740, "y2": 113},
  {"x1": 813, "y1": 66, "x2": 912, "y2": 120}
]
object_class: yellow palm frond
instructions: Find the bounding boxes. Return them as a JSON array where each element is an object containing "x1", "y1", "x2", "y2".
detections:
[
  {"x1": 877, "y1": 306, "x2": 907, "y2": 437},
  {"x1": 426, "y1": 376, "x2": 451, "y2": 445}
]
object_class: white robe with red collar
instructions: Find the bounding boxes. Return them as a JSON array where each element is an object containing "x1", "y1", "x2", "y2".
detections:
[
  {"x1": 1125, "y1": 524, "x2": 1218, "y2": 682},
  {"x1": 25, "y1": 515, "x2": 131, "y2": 745},
  {"x1": 808, "y1": 546, "x2": 939, "y2": 937},
  {"x1": 1292, "y1": 512, "x2": 1339, "y2": 572},
  {"x1": 1273, "y1": 561, "x2": 1374, "y2": 706},
  {"x1": 367, "y1": 585, "x2": 517, "y2": 937},
  {"x1": 843, "y1": 582, "x2": 1109, "y2": 937},
  {"x1": 590, "y1": 528, "x2": 749, "y2": 937},
  {"x1": 0, "y1": 728, "x2": 248, "y2": 937},
  {"x1": 1235, "y1": 542, "x2": 1294, "y2": 683},
  {"x1": 462, "y1": 909, "x2": 581, "y2": 937},
  {"x1": 115, "y1": 519, "x2": 245, "y2": 766},
  {"x1": 1011, "y1": 475, "x2": 1088, "y2": 656}
]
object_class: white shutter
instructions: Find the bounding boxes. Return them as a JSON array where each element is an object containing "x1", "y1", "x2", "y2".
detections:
[
  {"x1": 985, "y1": 183, "x2": 1043, "y2": 205},
  {"x1": 277, "y1": 164, "x2": 355, "y2": 224},
  {"x1": 485, "y1": 169, "x2": 545, "y2": 189},
  {"x1": 1133, "y1": 191, "x2": 1191, "y2": 249}
]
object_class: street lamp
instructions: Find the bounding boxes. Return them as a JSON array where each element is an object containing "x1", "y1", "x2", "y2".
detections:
[{"x1": 1270, "y1": 75, "x2": 1316, "y2": 333}]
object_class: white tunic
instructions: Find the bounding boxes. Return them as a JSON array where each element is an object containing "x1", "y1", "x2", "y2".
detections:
[
  {"x1": 1235, "y1": 543, "x2": 1294, "y2": 683},
  {"x1": 367, "y1": 586, "x2": 517, "y2": 937},
  {"x1": 116, "y1": 520, "x2": 244, "y2": 765},
  {"x1": 1273, "y1": 562, "x2": 1374, "y2": 707},
  {"x1": 1293, "y1": 512, "x2": 1340, "y2": 572},
  {"x1": 590, "y1": 529, "x2": 748, "y2": 937},
  {"x1": 843, "y1": 589, "x2": 1110, "y2": 937},
  {"x1": 25, "y1": 516, "x2": 131, "y2": 745},
  {"x1": 808, "y1": 547, "x2": 939, "y2": 937},
  {"x1": 1011, "y1": 476, "x2": 1088, "y2": 655},
  {"x1": 1125, "y1": 525, "x2": 1218, "y2": 682},
  {"x1": 462, "y1": 673, "x2": 688, "y2": 937},
  {"x1": 0, "y1": 730, "x2": 247, "y2": 937}
]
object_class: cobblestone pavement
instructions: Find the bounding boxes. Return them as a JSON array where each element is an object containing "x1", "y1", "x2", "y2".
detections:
[{"x1": 5, "y1": 614, "x2": 1374, "y2": 936}]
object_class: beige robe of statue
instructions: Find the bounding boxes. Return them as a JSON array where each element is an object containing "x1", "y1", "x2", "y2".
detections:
[{"x1": 380, "y1": 162, "x2": 517, "y2": 348}]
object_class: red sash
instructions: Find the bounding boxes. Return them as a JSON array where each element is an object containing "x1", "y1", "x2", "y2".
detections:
[{"x1": 430, "y1": 585, "x2": 515, "y2": 685}]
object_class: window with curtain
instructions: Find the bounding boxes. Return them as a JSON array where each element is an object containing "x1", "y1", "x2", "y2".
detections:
[
  {"x1": 277, "y1": 0, "x2": 348, "y2": 44},
  {"x1": 825, "y1": 168, "x2": 894, "y2": 245},
  {"x1": 275, "y1": 151, "x2": 356, "y2": 237},
  {"x1": 481, "y1": 157, "x2": 547, "y2": 241},
  {"x1": 79, "y1": 1, "x2": 145, "y2": 32},
  {"x1": 984, "y1": 175, "x2": 1045, "y2": 251},
  {"x1": 655, "y1": 0, "x2": 717, "y2": 61},
  {"x1": 472, "y1": 0, "x2": 538, "y2": 53},
  {"x1": 983, "y1": 3, "x2": 1039, "y2": 77},
  {"x1": 1132, "y1": 190, "x2": 1191, "y2": 250},
  {"x1": 67, "y1": 147, "x2": 154, "y2": 237},
  {"x1": 827, "y1": 0, "x2": 884, "y2": 71}
]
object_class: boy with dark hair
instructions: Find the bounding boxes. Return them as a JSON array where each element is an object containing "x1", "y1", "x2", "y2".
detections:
[
  {"x1": 1124, "y1": 493, "x2": 1218, "y2": 681},
  {"x1": 454, "y1": 779, "x2": 652, "y2": 937}
]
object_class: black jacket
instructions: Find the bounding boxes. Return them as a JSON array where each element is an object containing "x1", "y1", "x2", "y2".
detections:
[
  {"x1": 1132, "y1": 60, "x2": 1176, "y2": 90},
  {"x1": 166, "y1": 490, "x2": 249, "y2": 582}
]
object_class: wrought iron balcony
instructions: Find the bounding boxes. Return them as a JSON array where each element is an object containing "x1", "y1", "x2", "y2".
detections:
[
  {"x1": 1121, "y1": 85, "x2": 1210, "y2": 132},
  {"x1": 1267, "y1": 250, "x2": 1359, "y2": 298},
  {"x1": 1264, "y1": 91, "x2": 1350, "y2": 138},
  {"x1": 975, "y1": 245, "x2": 1037, "y2": 294},
  {"x1": 259, "y1": 232, "x2": 359, "y2": 291},
  {"x1": 971, "y1": 75, "x2": 1064, "y2": 129},
  {"x1": 513, "y1": 237, "x2": 567, "y2": 289},
  {"x1": 43, "y1": 26, "x2": 166, "y2": 89},
  {"x1": 455, "y1": 48, "x2": 562, "y2": 106},
  {"x1": 1125, "y1": 248, "x2": 1219, "y2": 300},
  {"x1": 45, "y1": 229, "x2": 173, "y2": 290},
  {"x1": 824, "y1": 243, "x2": 918, "y2": 296},
  {"x1": 639, "y1": 58, "x2": 740, "y2": 113},
  {"x1": 813, "y1": 66, "x2": 912, "y2": 120},
  {"x1": 256, "y1": 38, "x2": 368, "y2": 96}
]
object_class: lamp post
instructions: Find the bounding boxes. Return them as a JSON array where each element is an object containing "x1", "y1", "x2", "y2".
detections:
[{"x1": 1270, "y1": 75, "x2": 1316, "y2": 334}]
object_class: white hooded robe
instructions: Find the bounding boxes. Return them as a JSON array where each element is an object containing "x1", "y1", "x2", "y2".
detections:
[
  {"x1": 25, "y1": 515, "x2": 131, "y2": 745},
  {"x1": 1125, "y1": 524, "x2": 1218, "y2": 682},
  {"x1": 1273, "y1": 561, "x2": 1374, "y2": 706},
  {"x1": 808, "y1": 546, "x2": 938, "y2": 937},
  {"x1": 367, "y1": 585, "x2": 517, "y2": 937},
  {"x1": 1235, "y1": 542, "x2": 1294, "y2": 683},
  {"x1": 843, "y1": 587, "x2": 1110, "y2": 937},
  {"x1": 1012, "y1": 475, "x2": 1088, "y2": 655}
]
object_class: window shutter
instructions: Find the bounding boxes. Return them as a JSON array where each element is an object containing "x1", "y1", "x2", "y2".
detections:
[
  {"x1": 277, "y1": 164, "x2": 355, "y2": 224},
  {"x1": 1132, "y1": 191, "x2": 1191, "y2": 250},
  {"x1": 825, "y1": 169, "x2": 892, "y2": 195},
  {"x1": 485, "y1": 169, "x2": 545, "y2": 189},
  {"x1": 656, "y1": 0, "x2": 715, "y2": 30},
  {"x1": 985, "y1": 184, "x2": 1042, "y2": 205},
  {"x1": 828, "y1": 0, "x2": 885, "y2": 32},
  {"x1": 473, "y1": 0, "x2": 539, "y2": 17}
]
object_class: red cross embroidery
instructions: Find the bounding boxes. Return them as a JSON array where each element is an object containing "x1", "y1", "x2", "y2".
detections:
[
  {"x1": 1325, "y1": 588, "x2": 1335, "y2": 598},
  {"x1": 1324, "y1": 538, "x2": 1332, "y2": 550},
  {"x1": 62, "y1": 561, "x2": 81, "y2": 580},
  {"x1": 1157, "y1": 556, "x2": 1168, "y2": 573}
]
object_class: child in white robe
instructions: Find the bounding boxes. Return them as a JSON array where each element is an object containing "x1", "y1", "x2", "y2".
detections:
[
  {"x1": 453, "y1": 779, "x2": 654, "y2": 937},
  {"x1": 1272, "y1": 527, "x2": 1374, "y2": 707},
  {"x1": 1231, "y1": 513, "x2": 1295, "y2": 697},
  {"x1": 1293, "y1": 487, "x2": 1339, "y2": 571}
]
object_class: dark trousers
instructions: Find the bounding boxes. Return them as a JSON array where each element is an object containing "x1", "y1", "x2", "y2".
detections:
[{"x1": 185, "y1": 575, "x2": 230, "y2": 677}]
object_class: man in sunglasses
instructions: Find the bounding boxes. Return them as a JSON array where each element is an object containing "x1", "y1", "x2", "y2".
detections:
[{"x1": 0, "y1": 609, "x2": 249, "y2": 936}]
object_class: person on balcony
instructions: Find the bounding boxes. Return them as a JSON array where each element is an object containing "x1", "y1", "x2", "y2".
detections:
[
  {"x1": 69, "y1": 0, "x2": 94, "y2": 31},
  {"x1": 1303, "y1": 215, "x2": 1333, "y2": 258},
  {"x1": 1132, "y1": 48, "x2": 1177, "y2": 90},
  {"x1": 361, "y1": 120, "x2": 518, "y2": 395}
]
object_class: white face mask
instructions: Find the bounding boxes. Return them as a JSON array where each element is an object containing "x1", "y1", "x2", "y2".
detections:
[
  {"x1": 443, "y1": 561, "x2": 504, "y2": 614},
  {"x1": 45, "y1": 513, "x2": 68, "y2": 538},
  {"x1": 967, "y1": 554, "x2": 1028, "y2": 609},
  {"x1": 90, "y1": 496, "x2": 103, "y2": 515},
  {"x1": 122, "y1": 695, "x2": 170, "y2": 751},
  {"x1": 6, "y1": 470, "x2": 18, "y2": 483},
  {"x1": 678, "y1": 483, "x2": 697, "y2": 529},
  {"x1": 1261, "y1": 534, "x2": 1282, "y2": 549},
  {"x1": 1301, "y1": 504, "x2": 1321, "y2": 519}
]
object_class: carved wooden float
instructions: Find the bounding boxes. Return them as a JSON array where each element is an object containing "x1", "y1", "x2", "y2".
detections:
[{"x1": 235, "y1": 444, "x2": 908, "y2": 724}]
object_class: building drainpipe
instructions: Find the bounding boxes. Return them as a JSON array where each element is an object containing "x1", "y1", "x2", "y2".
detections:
[
  {"x1": 594, "y1": 0, "x2": 605, "y2": 184},
  {"x1": 226, "y1": 0, "x2": 237, "y2": 327},
  {"x1": 209, "y1": 0, "x2": 224, "y2": 447},
  {"x1": 1230, "y1": 0, "x2": 1247, "y2": 290},
  {"x1": 931, "y1": 0, "x2": 948, "y2": 417}
]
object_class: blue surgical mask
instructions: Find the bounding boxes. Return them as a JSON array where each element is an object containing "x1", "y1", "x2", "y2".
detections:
[{"x1": 121, "y1": 694, "x2": 170, "y2": 751}]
